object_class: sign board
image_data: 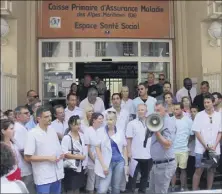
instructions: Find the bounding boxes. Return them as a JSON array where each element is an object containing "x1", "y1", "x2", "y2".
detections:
[
  {"x1": 38, "y1": 1, "x2": 171, "y2": 38},
  {"x1": 76, "y1": 62, "x2": 138, "y2": 78}
]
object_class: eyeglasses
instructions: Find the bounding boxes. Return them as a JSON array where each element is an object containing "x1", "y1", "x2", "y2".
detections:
[{"x1": 22, "y1": 112, "x2": 30, "y2": 115}]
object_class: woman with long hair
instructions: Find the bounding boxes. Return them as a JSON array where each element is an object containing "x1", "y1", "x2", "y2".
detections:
[
  {"x1": 0, "y1": 119, "x2": 21, "y2": 181},
  {"x1": 85, "y1": 113, "x2": 104, "y2": 194},
  {"x1": 95, "y1": 112, "x2": 128, "y2": 194},
  {"x1": 81, "y1": 105, "x2": 94, "y2": 134},
  {"x1": 0, "y1": 119, "x2": 34, "y2": 192},
  {"x1": 70, "y1": 83, "x2": 78, "y2": 95},
  {"x1": 0, "y1": 142, "x2": 29, "y2": 193},
  {"x1": 69, "y1": 83, "x2": 80, "y2": 105},
  {"x1": 62, "y1": 115, "x2": 87, "y2": 194},
  {"x1": 163, "y1": 92, "x2": 174, "y2": 117},
  {"x1": 181, "y1": 96, "x2": 191, "y2": 117}
]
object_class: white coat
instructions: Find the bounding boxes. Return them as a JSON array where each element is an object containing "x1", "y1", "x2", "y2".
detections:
[{"x1": 94, "y1": 126, "x2": 127, "y2": 178}]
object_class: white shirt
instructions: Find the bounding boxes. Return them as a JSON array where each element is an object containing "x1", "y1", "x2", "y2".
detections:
[
  {"x1": 121, "y1": 99, "x2": 134, "y2": 114},
  {"x1": 11, "y1": 143, "x2": 32, "y2": 177},
  {"x1": 0, "y1": 177, "x2": 28, "y2": 193},
  {"x1": 176, "y1": 87, "x2": 197, "y2": 102},
  {"x1": 79, "y1": 97, "x2": 105, "y2": 113},
  {"x1": 84, "y1": 126, "x2": 99, "y2": 169},
  {"x1": 103, "y1": 107, "x2": 130, "y2": 132},
  {"x1": 126, "y1": 118, "x2": 151, "y2": 159},
  {"x1": 80, "y1": 120, "x2": 89, "y2": 135},
  {"x1": 24, "y1": 125, "x2": 64, "y2": 185},
  {"x1": 132, "y1": 96, "x2": 157, "y2": 117},
  {"x1": 192, "y1": 110, "x2": 222, "y2": 155},
  {"x1": 65, "y1": 106, "x2": 83, "y2": 122},
  {"x1": 94, "y1": 126, "x2": 127, "y2": 178},
  {"x1": 13, "y1": 122, "x2": 32, "y2": 177},
  {"x1": 14, "y1": 122, "x2": 28, "y2": 150},
  {"x1": 50, "y1": 119, "x2": 68, "y2": 135},
  {"x1": 61, "y1": 131, "x2": 88, "y2": 172}
]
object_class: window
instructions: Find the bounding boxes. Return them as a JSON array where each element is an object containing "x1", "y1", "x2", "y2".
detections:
[
  {"x1": 75, "y1": 42, "x2": 81, "y2": 57},
  {"x1": 122, "y1": 42, "x2": 134, "y2": 56},
  {"x1": 42, "y1": 41, "x2": 73, "y2": 57},
  {"x1": 141, "y1": 42, "x2": 169, "y2": 57},
  {"x1": 95, "y1": 42, "x2": 138, "y2": 57},
  {"x1": 141, "y1": 62, "x2": 169, "y2": 83},
  {"x1": 95, "y1": 42, "x2": 106, "y2": 56}
]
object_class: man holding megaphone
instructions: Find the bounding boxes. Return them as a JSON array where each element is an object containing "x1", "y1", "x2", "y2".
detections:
[{"x1": 148, "y1": 101, "x2": 177, "y2": 193}]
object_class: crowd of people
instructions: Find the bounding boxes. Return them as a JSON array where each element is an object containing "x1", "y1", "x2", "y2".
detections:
[{"x1": 0, "y1": 73, "x2": 222, "y2": 194}]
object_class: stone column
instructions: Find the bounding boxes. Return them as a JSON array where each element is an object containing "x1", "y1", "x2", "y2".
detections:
[{"x1": 173, "y1": 1, "x2": 189, "y2": 89}]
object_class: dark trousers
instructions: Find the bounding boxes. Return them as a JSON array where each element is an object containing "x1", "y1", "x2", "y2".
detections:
[
  {"x1": 127, "y1": 158, "x2": 153, "y2": 192},
  {"x1": 217, "y1": 145, "x2": 222, "y2": 174},
  {"x1": 186, "y1": 155, "x2": 196, "y2": 179}
]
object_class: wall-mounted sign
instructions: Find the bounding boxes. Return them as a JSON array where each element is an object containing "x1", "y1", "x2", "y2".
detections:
[
  {"x1": 76, "y1": 62, "x2": 138, "y2": 78},
  {"x1": 38, "y1": 1, "x2": 171, "y2": 38},
  {"x1": 49, "y1": 17, "x2": 61, "y2": 28}
]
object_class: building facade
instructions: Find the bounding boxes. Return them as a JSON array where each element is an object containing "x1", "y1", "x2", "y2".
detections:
[{"x1": 1, "y1": 0, "x2": 222, "y2": 110}]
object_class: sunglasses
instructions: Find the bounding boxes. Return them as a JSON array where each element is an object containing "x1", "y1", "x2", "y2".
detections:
[
  {"x1": 159, "y1": 78, "x2": 165, "y2": 81},
  {"x1": 30, "y1": 95, "x2": 39, "y2": 98},
  {"x1": 107, "y1": 111, "x2": 116, "y2": 114}
]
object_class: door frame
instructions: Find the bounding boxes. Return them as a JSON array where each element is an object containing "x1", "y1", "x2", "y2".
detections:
[{"x1": 39, "y1": 38, "x2": 173, "y2": 100}]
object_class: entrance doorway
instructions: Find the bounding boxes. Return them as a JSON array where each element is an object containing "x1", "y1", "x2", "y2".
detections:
[{"x1": 76, "y1": 62, "x2": 138, "y2": 99}]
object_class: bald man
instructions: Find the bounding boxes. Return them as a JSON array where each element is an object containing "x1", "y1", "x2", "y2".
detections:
[{"x1": 126, "y1": 104, "x2": 153, "y2": 193}]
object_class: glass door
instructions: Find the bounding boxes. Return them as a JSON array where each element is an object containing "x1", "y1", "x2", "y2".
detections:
[
  {"x1": 39, "y1": 39, "x2": 75, "y2": 105},
  {"x1": 42, "y1": 62, "x2": 73, "y2": 100}
]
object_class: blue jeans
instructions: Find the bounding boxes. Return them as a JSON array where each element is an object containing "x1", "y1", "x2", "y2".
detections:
[
  {"x1": 98, "y1": 160, "x2": 125, "y2": 194},
  {"x1": 36, "y1": 180, "x2": 61, "y2": 194}
]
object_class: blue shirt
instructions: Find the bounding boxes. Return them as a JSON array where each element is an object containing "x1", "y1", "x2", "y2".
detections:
[
  {"x1": 25, "y1": 116, "x2": 37, "y2": 131},
  {"x1": 173, "y1": 116, "x2": 193, "y2": 153},
  {"x1": 106, "y1": 126, "x2": 123, "y2": 162},
  {"x1": 110, "y1": 139, "x2": 123, "y2": 162},
  {"x1": 150, "y1": 116, "x2": 177, "y2": 161}
]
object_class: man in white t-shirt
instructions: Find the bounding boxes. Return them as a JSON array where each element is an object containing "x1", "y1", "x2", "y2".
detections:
[
  {"x1": 133, "y1": 82, "x2": 157, "y2": 117},
  {"x1": 192, "y1": 94, "x2": 222, "y2": 190},
  {"x1": 65, "y1": 93, "x2": 83, "y2": 121},
  {"x1": 13, "y1": 106, "x2": 34, "y2": 193},
  {"x1": 80, "y1": 87, "x2": 105, "y2": 113},
  {"x1": 51, "y1": 105, "x2": 68, "y2": 140},
  {"x1": 171, "y1": 103, "x2": 193, "y2": 192},
  {"x1": 24, "y1": 106, "x2": 64, "y2": 194},
  {"x1": 126, "y1": 104, "x2": 152, "y2": 193}
]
